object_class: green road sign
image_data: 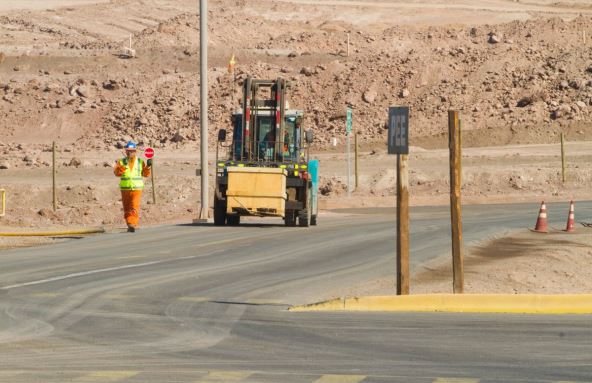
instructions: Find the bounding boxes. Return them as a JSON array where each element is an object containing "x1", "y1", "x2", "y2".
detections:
[{"x1": 346, "y1": 108, "x2": 352, "y2": 134}]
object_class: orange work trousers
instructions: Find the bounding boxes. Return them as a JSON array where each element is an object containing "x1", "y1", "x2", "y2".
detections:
[{"x1": 121, "y1": 190, "x2": 142, "y2": 227}]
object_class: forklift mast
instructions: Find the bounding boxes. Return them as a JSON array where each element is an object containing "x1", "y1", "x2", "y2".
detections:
[{"x1": 240, "y1": 77, "x2": 288, "y2": 162}]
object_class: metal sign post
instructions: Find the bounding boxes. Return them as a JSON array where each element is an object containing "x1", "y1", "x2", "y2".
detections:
[
  {"x1": 346, "y1": 107, "x2": 352, "y2": 197},
  {"x1": 388, "y1": 107, "x2": 410, "y2": 295},
  {"x1": 198, "y1": 0, "x2": 209, "y2": 222},
  {"x1": 145, "y1": 146, "x2": 156, "y2": 205}
]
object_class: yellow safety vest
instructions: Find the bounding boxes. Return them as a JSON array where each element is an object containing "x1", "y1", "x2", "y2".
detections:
[{"x1": 118, "y1": 157, "x2": 144, "y2": 190}]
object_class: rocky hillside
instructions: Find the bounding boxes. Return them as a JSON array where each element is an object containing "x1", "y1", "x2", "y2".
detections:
[{"x1": 0, "y1": 0, "x2": 592, "y2": 152}]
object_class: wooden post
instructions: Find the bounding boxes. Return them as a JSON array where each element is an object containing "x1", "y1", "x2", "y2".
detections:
[
  {"x1": 52, "y1": 141, "x2": 57, "y2": 212},
  {"x1": 151, "y1": 156, "x2": 157, "y2": 205},
  {"x1": 396, "y1": 154, "x2": 410, "y2": 295},
  {"x1": 354, "y1": 132, "x2": 359, "y2": 190},
  {"x1": 448, "y1": 111, "x2": 464, "y2": 294},
  {"x1": 561, "y1": 133, "x2": 566, "y2": 183},
  {"x1": 347, "y1": 33, "x2": 350, "y2": 57}
]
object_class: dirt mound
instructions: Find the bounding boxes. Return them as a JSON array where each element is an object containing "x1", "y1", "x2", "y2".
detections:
[{"x1": 2, "y1": 1, "x2": 592, "y2": 151}]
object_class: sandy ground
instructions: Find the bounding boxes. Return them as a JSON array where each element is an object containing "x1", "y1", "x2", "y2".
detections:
[
  {"x1": 0, "y1": 1, "x2": 109, "y2": 11},
  {"x1": 270, "y1": 0, "x2": 592, "y2": 27},
  {"x1": 1, "y1": 139, "x2": 591, "y2": 228},
  {"x1": 343, "y1": 228, "x2": 592, "y2": 295},
  {"x1": 2, "y1": 0, "x2": 592, "y2": 294}
]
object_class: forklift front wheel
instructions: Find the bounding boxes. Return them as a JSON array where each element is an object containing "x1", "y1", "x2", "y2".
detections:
[
  {"x1": 214, "y1": 197, "x2": 227, "y2": 226},
  {"x1": 285, "y1": 210, "x2": 296, "y2": 227}
]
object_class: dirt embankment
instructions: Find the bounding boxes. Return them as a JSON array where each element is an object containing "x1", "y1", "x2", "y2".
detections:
[{"x1": 2, "y1": 0, "x2": 592, "y2": 152}]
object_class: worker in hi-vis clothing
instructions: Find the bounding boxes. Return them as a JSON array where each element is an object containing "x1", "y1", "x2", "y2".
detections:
[{"x1": 114, "y1": 141, "x2": 151, "y2": 232}]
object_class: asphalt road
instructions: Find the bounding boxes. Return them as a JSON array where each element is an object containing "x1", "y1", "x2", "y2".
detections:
[{"x1": 1, "y1": 202, "x2": 592, "y2": 382}]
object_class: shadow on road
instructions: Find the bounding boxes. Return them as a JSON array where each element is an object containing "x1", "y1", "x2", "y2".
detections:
[{"x1": 175, "y1": 222, "x2": 289, "y2": 229}]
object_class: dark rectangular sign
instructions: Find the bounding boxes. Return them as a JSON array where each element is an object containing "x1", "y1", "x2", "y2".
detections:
[{"x1": 388, "y1": 106, "x2": 409, "y2": 155}]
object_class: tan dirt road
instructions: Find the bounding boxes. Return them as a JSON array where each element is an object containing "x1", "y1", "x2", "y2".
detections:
[{"x1": 0, "y1": 0, "x2": 109, "y2": 11}]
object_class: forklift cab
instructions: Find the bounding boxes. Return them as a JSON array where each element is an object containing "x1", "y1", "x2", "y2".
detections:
[{"x1": 230, "y1": 110, "x2": 305, "y2": 163}]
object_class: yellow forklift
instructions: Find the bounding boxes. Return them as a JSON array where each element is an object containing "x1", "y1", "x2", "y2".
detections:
[{"x1": 214, "y1": 77, "x2": 319, "y2": 227}]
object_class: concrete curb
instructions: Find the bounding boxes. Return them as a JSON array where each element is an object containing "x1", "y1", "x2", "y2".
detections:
[{"x1": 288, "y1": 294, "x2": 592, "y2": 314}]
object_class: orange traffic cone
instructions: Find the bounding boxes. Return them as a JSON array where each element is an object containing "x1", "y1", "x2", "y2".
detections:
[
  {"x1": 532, "y1": 201, "x2": 548, "y2": 233},
  {"x1": 564, "y1": 200, "x2": 575, "y2": 233}
]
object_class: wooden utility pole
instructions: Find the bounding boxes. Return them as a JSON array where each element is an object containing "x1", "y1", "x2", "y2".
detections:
[
  {"x1": 561, "y1": 133, "x2": 566, "y2": 183},
  {"x1": 396, "y1": 153, "x2": 410, "y2": 295},
  {"x1": 448, "y1": 111, "x2": 464, "y2": 294},
  {"x1": 354, "y1": 132, "x2": 359, "y2": 190},
  {"x1": 52, "y1": 141, "x2": 57, "y2": 212}
]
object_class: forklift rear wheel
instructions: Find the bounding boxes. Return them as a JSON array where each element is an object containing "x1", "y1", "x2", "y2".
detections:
[
  {"x1": 310, "y1": 214, "x2": 317, "y2": 226},
  {"x1": 299, "y1": 209, "x2": 311, "y2": 227},
  {"x1": 285, "y1": 210, "x2": 296, "y2": 227}
]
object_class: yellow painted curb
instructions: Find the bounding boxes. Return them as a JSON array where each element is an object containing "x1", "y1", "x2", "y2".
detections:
[
  {"x1": 0, "y1": 228, "x2": 105, "y2": 237},
  {"x1": 289, "y1": 294, "x2": 592, "y2": 314}
]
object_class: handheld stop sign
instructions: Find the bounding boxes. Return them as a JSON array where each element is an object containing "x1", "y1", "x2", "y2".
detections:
[{"x1": 144, "y1": 147, "x2": 155, "y2": 159}]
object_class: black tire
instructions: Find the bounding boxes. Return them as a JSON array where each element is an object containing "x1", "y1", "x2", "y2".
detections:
[
  {"x1": 285, "y1": 210, "x2": 296, "y2": 227},
  {"x1": 213, "y1": 197, "x2": 227, "y2": 226},
  {"x1": 227, "y1": 214, "x2": 240, "y2": 226},
  {"x1": 299, "y1": 190, "x2": 312, "y2": 227},
  {"x1": 311, "y1": 214, "x2": 317, "y2": 226},
  {"x1": 299, "y1": 209, "x2": 311, "y2": 227}
]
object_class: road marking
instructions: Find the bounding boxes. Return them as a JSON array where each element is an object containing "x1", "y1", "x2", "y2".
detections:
[
  {"x1": 0, "y1": 260, "x2": 163, "y2": 290},
  {"x1": 77, "y1": 370, "x2": 139, "y2": 382},
  {"x1": 314, "y1": 375, "x2": 366, "y2": 383},
  {"x1": 434, "y1": 379, "x2": 480, "y2": 383},
  {"x1": 178, "y1": 296, "x2": 209, "y2": 303},
  {"x1": 1, "y1": 235, "x2": 271, "y2": 291},
  {"x1": 196, "y1": 370, "x2": 252, "y2": 382},
  {"x1": 0, "y1": 253, "x2": 208, "y2": 290}
]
